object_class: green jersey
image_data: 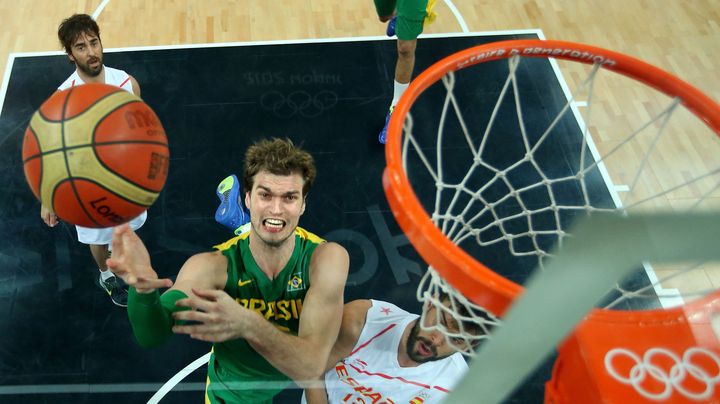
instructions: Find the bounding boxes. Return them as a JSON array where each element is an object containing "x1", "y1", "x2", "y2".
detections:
[{"x1": 205, "y1": 227, "x2": 324, "y2": 404}]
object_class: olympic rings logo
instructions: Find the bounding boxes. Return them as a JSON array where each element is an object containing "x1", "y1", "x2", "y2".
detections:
[
  {"x1": 604, "y1": 347, "x2": 720, "y2": 401},
  {"x1": 260, "y1": 90, "x2": 338, "y2": 118}
]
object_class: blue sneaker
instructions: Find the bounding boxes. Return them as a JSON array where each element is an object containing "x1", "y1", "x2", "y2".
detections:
[
  {"x1": 378, "y1": 107, "x2": 394, "y2": 144},
  {"x1": 215, "y1": 174, "x2": 250, "y2": 234},
  {"x1": 386, "y1": 16, "x2": 397, "y2": 37}
]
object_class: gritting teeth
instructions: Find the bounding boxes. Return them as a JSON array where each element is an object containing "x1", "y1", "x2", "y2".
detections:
[{"x1": 265, "y1": 219, "x2": 284, "y2": 227}]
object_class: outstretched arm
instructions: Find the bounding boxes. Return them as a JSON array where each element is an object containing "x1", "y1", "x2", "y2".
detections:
[
  {"x1": 173, "y1": 241, "x2": 349, "y2": 383},
  {"x1": 106, "y1": 223, "x2": 172, "y2": 292},
  {"x1": 107, "y1": 223, "x2": 227, "y2": 347}
]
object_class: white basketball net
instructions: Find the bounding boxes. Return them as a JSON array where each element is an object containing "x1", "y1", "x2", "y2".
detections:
[{"x1": 406, "y1": 54, "x2": 720, "y2": 356}]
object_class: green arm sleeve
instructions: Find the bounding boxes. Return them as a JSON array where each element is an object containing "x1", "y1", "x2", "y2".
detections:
[{"x1": 127, "y1": 288, "x2": 189, "y2": 348}]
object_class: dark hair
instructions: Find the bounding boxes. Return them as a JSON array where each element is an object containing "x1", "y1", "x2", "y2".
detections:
[
  {"x1": 58, "y1": 14, "x2": 100, "y2": 54},
  {"x1": 243, "y1": 138, "x2": 317, "y2": 197},
  {"x1": 438, "y1": 291, "x2": 492, "y2": 337}
]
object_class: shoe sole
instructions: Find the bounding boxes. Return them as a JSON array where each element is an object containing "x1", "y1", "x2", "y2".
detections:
[
  {"x1": 215, "y1": 174, "x2": 241, "y2": 224},
  {"x1": 215, "y1": 174, "x2": 250, "y2": 230}
]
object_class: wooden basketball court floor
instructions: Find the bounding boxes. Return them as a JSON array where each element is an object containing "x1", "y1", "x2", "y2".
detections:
[{"x1": 0, "y1": 1, "x2": 718, "y2": 403}]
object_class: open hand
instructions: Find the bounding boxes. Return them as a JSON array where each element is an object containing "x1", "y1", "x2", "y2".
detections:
[
  {"x1": 40, "y1": 204, "x2": 58, "y2": 227},
  {"x1": 106, "y1": 223, "x2": 173, "y2": 292},
  {"x1": 172, "y1": 288, "x2": 259, "y2": 342}
]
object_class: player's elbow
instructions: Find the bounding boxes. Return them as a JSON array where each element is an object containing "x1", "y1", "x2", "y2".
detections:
[
  {"x1": 290, "y1": 349, "x2": 330, "y2": 386},
  {"x1": 293, "y1": 361, "x2": 327, "y2": 388}
]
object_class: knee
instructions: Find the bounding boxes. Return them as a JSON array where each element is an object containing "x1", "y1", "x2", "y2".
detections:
[{"x1": 397, "y1": 40, "x2": 416, "y2": 58}]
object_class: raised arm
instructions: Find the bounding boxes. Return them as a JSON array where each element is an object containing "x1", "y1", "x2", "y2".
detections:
[{"x1": 107, "y1": 223, "x2": 227, "y2": 347}]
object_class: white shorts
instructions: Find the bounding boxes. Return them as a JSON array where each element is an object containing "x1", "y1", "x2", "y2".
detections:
[{"x1": 75, "y1": 211, "x2": 148, "y2": 245}]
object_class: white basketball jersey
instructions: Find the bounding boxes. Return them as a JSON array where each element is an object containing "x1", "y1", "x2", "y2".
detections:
[
  {"x1": 323, "y1": 300, "x2": 468, "y2": 404},
  {"x1": 58, "y1": 66, "x2": 134, "y2": 94}
]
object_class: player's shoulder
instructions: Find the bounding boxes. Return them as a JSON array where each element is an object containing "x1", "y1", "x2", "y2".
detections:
[
  {"x1": 103, "y1": 66, "x2": 135, "y2": 92},
  {"x1": 309, "y1": 234, "x2": 349, "y2": 280},
  {"x1": 295, "y1": 226, "x2": 325, "y2": 244},
  {"x1": 339, "y1": 299, "x2": 373, "y2": 340},
  {"x1": 445, "y1": 351, "x2": 469, "y2": 372},
  {"x1": 366, "y1": 299, "x2": 414, "y2": 322},
  {"x1": 57, "y1": 71, "x2": 80, "y2": 90},
  {"x1": 213, "y1": 233, "x2": 247, "y2": 251},
  {"x1": 188, "y1": 250, "x2": 228, "y2": 267},
  {"x1": 103, "y1": 65, "x2": 128, "y2": 78},
  {"x1": 344, "y1": 299, "x2": 373, "y2": 319}
]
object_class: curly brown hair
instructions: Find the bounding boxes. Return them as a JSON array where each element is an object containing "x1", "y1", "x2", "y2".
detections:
[
  {"x1": 58, "y1": 14, "x2": 100, "y2": 54},
  {"x1": 243, "y1": 138, "x2": 317, "y2": 197}
]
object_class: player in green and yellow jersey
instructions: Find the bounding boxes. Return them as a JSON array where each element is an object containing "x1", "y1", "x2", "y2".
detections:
[
  {"x1": 107, "y1": 138, "x2": 350, "y2": 403},
  {"x1": 375, "y1": 0, "x2": 438, "y2": 144}
]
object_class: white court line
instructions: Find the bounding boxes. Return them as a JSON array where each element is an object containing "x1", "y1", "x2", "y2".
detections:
[
  {"x1": 614, "y1": 184, "x2": 630, "y2": 192},
  {"x1": 0, "y1": 383, "x2": 204, "y2": 395},
  {"x1": 0, "y1": 30, "x2": 542, "y2": 119},
  {"x1": 4, "y1": 30, "x2": 542, "y2": 58},
  {"x1": 444, "y1": 0, "x2": 469, "y2": 33},
  {"x1": 92, "y1": 0, "x2": 111, "y2": 20},
  {"x1": 146, "y1": 352, "x2": 210, "y2": 404},
  {"x1": 0, "y1": 54, "x2": 16, "y2": 118}
]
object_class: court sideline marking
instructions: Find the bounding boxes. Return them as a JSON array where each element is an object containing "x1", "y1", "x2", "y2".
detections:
[
  {"x1": 444, "y1": 0, "x2": 469, "y2": 33},
  {"x1": 92, "y1": 0, "x2": 111, "y2": 20}
]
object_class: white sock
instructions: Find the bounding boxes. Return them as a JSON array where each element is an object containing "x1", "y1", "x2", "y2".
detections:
[
  {"x1": 390, "y1": 80, "x2": 409, "y2": 108},
  {"x1": 99, "y1": 269, "x2": 114, "y2": 281}
]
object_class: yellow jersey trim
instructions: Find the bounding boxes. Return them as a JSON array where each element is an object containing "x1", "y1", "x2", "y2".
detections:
[{"x1": 212, "y1": 226, "x2": 325, "y2": 251}]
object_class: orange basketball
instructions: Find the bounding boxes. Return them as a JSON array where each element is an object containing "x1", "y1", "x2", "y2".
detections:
[{"x1": 22, "y1": 83, "x2": 169, "y2": 228}]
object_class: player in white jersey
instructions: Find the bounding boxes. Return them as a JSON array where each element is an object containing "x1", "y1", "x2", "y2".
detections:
[
  {"x1": 40, "y1": 14, "x2": 145, "y2": 307},
  {"x1": 304, "y1": 295, "x2": 486, "y2": 403}
]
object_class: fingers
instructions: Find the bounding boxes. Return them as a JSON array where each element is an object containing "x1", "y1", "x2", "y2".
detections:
[
  {"x1": 111, "y1": 223, "x2": 131, "y2": 252},
  {"x1": 106, "y1": 257, "x2": 120, "y2": 271},
  {"x1": 171, "y1": 313, "x2": 232, "y2": 343},
  {"x1": 173, "y1": 328, "x2": 225, "y2": 343},
  {"x1": 131, "y1": 277, "x2": 173, "y2": 291},
  {"x1": 191, "y1": 288, "x2": 228, "y2": 300},
  {"x1": 40, "y1": 205, "x2": 58, "y2": 227},
  {"x1": 41, "y1": 213, "x2": 58, "y2": 227},
  {"x1": 173, "y1": 289, "x2": 231, "y2": 312},
  {"x1": 172, "y1": 309, "x2": 212, "y2": 323},
  {"x1": 171, "y1": 290, "x2": 244, "y2": 343},
  {"x1": 105, "y1": 256, "x2": 129, "y2": 277},
  {"x1": 175, "y1": 295, "x2": 216, "y2": 313}
]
